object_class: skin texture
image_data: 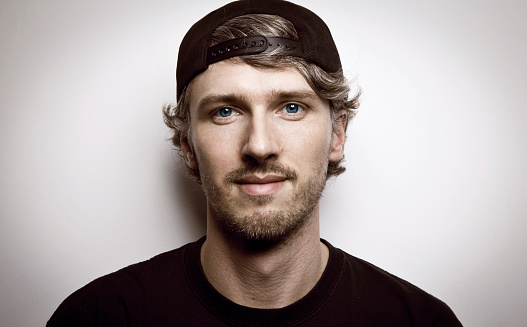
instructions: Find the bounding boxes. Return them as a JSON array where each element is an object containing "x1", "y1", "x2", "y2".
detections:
[{"x1": 181, "y1": 59, "x2": 347, "y2": 308}]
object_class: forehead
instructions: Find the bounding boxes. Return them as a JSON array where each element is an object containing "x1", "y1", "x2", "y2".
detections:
[{"x1": 188, "y1": 60, "x2": 321, "y2": 107}]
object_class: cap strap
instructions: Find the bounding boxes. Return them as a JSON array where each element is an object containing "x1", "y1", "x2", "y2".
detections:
[{"x1": 206, "y1": 36, "x2": 303, "y2": 65}]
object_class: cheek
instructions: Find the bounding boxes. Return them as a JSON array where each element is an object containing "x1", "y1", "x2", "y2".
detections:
[
  {"x1": 284, "y1": 125, "x2": 332, "y2": 166},
  {"x1": 191, "y1": 127, "x2": 240, "y2": 173}
]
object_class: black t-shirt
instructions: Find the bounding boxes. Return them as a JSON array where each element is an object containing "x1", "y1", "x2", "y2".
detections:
[{"x1": 47, "y1": 237, "x2": 462, "y2": 326}]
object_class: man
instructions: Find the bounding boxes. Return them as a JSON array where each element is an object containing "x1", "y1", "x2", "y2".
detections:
[{"x1": 48, "y1": 0, "x2": 462, "y2": 326}]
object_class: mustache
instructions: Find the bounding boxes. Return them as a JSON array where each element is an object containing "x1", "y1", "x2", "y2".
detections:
[{"x1": 225, "y1": 163, "x2": 298, "y2": 183}]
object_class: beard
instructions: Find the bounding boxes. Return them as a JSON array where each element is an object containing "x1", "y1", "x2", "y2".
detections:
[{"x1": 201, "y1": 160, "x2": 328, "y2": 243}]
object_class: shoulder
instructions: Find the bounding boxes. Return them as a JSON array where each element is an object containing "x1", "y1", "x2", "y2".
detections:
[
  {"x1": 324, "y1": 241, "x2": 462, "y2": 326},
  {"x1": 47, "y1": 240, "x2": 198, "y2": 326},
  {"x1": 82, "y1": 242, "x2": 188, "y2": 296}
]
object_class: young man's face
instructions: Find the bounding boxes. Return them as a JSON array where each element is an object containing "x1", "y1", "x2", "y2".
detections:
[{"x1": 182, "y1": 59, "x2": 346, "y2": 241}]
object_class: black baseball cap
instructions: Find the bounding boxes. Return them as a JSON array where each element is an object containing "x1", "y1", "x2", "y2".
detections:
[{"x1": 176, "y1": 0, "x2": 342, "y2": 99}]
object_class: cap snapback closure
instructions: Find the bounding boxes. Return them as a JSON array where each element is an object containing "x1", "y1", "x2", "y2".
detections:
[{"x1": 206, "y1": 36, "x2": 303, "y2": 65}]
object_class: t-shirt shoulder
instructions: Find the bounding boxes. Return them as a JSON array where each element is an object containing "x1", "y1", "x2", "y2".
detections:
[
  {"x1": 46, "y1": 242, "x2": 191, "y2": 326},
  {"x1": 338, "y1": 248, "x2": 462, "y2": 326}
]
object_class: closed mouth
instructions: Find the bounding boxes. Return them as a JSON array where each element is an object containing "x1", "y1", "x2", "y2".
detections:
[
  {"x1": 235, "y1": 175, "x2": 288, "y2": 196},
  {"x1": 235, "y1": 175, "x2": 287, "y2": 184}
]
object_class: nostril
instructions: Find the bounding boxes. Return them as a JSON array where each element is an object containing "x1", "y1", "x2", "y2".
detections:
[{"x1": 242, "y1": 152, "x2": 278, "y2": 166}]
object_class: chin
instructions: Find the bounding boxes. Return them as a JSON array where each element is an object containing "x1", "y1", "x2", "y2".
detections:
[{"x1": 215, "y1": 204, "x2": 317, "y2": 245}]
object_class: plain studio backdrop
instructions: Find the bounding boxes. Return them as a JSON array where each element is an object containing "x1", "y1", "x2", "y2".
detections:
[{"x1": 1, "y1": 0, "x2": 526, "y2": 326}]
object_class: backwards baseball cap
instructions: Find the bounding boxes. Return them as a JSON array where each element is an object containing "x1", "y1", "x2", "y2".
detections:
[{"x1": 176, "y1": 0, "x2": 342, "y2": 99}]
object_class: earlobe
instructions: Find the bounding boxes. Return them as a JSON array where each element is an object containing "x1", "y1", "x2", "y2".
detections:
[
  {"x1": 329, "y1": 110, "x2": 347, "y2": 162},
  {"x1": 180, "y1": 135, "x2": 199, "y2": 170}
]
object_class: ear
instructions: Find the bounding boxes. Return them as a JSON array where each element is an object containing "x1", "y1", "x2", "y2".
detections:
[
  {"x1": 329, "y1": 109, "x2": 347, "y2": 162},
  {"x1": 180, "y1": 135, "x2": 199, "y2": 170}
]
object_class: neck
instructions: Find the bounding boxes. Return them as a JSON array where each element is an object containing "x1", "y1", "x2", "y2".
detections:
[{"x1": 201, "y1": 204, "x2": 329, "y2": 309}]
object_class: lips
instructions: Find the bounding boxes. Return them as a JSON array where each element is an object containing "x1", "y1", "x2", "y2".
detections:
[{"x1": 235, "y1": 175, "x2": 287, "y2": 196}]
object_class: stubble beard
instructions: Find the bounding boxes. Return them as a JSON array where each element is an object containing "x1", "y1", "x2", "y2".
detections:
[{"x1": 201, "y1": 161, "x2": 328, "y2": 243}]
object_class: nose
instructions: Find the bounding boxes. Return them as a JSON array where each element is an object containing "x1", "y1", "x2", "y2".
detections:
[{"x1": 241, "y1": 115, "x2": 281, "y2": 165}]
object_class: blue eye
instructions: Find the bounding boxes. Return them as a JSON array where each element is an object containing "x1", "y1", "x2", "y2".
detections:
[
  {"x1": 216, "y1": 108, "x2": 234, "y2": 117},
  {"x1": 283, "y1": 103, "x2": 303, "y2": 114}
]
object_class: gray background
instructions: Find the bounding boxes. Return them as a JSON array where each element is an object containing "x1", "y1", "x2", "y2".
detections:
[{"x1": 1, "y1": 0, "x2": 526, "y2": 326}]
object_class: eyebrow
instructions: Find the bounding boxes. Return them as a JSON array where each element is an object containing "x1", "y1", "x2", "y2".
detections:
[
  {"x1": 196, "y1": 90, "x2": 321, "y2": 109},
  {"x1": 272, "y1": 90, "x2": 321, "y2": 102},
  {"x1": 197, "y1": 94, "x2": 249, "y2": 109}
]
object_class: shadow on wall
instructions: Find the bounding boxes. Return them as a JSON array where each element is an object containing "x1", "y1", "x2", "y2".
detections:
[{"x1": 168, "y1": 155, "x2": 208, "y2": 238}]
